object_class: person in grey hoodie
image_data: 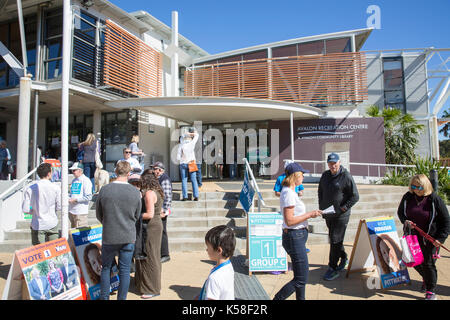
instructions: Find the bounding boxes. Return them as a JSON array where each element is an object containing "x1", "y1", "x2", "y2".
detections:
[
  {"x1": 318, "y1": 153, "x2": 359, "y2": 281},
  {"x1": 96, "y1": 161, "x2": 141, "y2": 300}
]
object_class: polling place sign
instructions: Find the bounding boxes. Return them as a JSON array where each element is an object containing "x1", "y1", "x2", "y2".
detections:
[{"x1": 248, "y1": 212, "x2": 287, "y2": 273}]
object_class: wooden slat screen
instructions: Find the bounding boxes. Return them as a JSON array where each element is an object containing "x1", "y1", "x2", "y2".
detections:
[
  {"x1": 104, "y1": 20, "x2": 162, "y2": 98},
  {"x1": 185, "y1": 52, "x2": 368, "y2": 105}
]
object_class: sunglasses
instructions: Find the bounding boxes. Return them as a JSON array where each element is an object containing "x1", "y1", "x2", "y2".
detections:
[
  {"x1": 411, "y1": 185, "x2": 424, "y2": 191},
  {"x1": 124, "y1": 151, "x2": 132, "y2": 154}
]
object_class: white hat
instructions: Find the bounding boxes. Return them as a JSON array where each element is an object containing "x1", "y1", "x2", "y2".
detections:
[
  {"x1": 69, "y1": 162, "x2": 84, "y2": 171},
  {"x1": 284, "y1": 160, "x2": 294, "y2": 169}
]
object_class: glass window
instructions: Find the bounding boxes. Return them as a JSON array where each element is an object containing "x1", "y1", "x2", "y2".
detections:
[
  {"x1": 325, "y1": 38, "x2": 351, "y2": 54},
  {"x1": 298, "y1": 41, "x2": 324, "y2": 56},
  {"x1": 46, "y1": 37, "x2": 62, "y2": 59},
  {"x1": 46, "y1": 59, "x2": 62, "y2": 79},
  {"x1": 383, "y1": 57, "x2": 406, "y2": 112},
  {"x1": 272, "y1": 44, "x2": 297, "y2": 58},
  {"x1": 45, "y1": 15, "x2": 63, "y2": 38}
]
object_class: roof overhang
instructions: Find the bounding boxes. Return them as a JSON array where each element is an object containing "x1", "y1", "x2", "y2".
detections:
[
  {"x1": 105, "y1": 96, "x2": 325, "y2": 124},
  {"x1": 194, "y1": 28, "x2": 373, "y2": 64}
]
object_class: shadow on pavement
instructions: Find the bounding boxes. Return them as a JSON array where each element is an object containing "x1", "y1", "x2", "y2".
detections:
[{"x1": 169, "y1": 285, "x2": 201, "y2": 300}]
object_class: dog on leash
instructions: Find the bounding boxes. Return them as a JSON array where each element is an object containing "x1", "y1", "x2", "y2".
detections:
[{"x1": 94, "y1": 168, "x2": 110, "y2": 193}]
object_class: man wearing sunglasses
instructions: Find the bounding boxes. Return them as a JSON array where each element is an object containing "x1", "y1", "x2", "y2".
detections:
[{"x1": 116, "y1": 148, "x2": 142, "y2": 174}]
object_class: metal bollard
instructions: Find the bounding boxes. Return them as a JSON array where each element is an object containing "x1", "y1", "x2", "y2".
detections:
[{"x1": 429, "y1": 169, "x2": 438, "y2": 191}]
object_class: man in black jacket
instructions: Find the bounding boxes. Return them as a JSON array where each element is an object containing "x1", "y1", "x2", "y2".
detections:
[{"x1": 318, "y1": 153, "x2": 359, "y2": 281}]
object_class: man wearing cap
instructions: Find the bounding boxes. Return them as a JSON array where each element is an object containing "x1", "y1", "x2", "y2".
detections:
[
  {"x1": 318, "y1": 153, "x2": 359, "y2": 281},
  {"x1": 152, "y1": 161, "x2": 172, "y2": 263},
  {"x1": 68, "y1": 162, "x2": 93, "y2": 228}
]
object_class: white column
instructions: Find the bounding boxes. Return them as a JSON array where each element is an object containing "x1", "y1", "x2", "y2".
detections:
[
  {"x1": 171, "y1": 11, "x2": 179, "y2": 97},
  {"x1": 93, "y1": 110, "x2": 102, "y2": 140},
  {"x1": 16, "y1": 75, "x2": 31, "y2": 179},
  {"x1": 60, "y1": 0, "x2": 72, "y2": 239}
]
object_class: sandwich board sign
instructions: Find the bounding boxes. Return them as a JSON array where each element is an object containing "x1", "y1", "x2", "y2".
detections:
[
  {"x1": 69, "y1": 224, "x2": 119, "y2": 300},
  {"x1": 248, "y1": 212, "x2": 287, "y2": 274},
  {"x1": 347, "y1": 216, "x2": 410, "y2": 289},
  {"x1": 2, "y1": 238, "x2": 83, "y2": 300}
]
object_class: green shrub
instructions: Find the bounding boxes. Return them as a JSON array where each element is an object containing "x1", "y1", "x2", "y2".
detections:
[{"x1": 382, "y1": 157, "x2": 450, "y2": 204}]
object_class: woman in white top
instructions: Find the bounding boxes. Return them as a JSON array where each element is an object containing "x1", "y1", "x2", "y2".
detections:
[{"x1": 273, "y1": 162, "x2": 322, "y2": 300}]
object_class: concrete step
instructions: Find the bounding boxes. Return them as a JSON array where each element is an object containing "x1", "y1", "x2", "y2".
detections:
[{"x1": 0, "y1": 240, "x2": 32, "y2": 253}]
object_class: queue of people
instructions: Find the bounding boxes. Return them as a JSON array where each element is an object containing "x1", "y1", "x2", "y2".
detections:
[{"x1": 19, "y1": 130, "x2": 450, "y2": 301}]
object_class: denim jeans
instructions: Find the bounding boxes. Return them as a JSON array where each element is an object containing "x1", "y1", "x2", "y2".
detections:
[
  {"x1": 325, "y1": 214, "x2": 350, "y2": 270},
  {"x1": 273, "y1": 228, "x2": 309, "y2": 300},
  {"x1": 196, "y1": 162, "x2": 203, "y2": 187},
  {"x1": 414, "y1": 233, "x2": 439, "y2": 293},
  {"x1": 100, "y1": 243, "x2": 135, "y2": 300},
  {"x1": 83, "y1": 162, "x2": 96, "y2": 194},
  {"x1": 179, "y1": 163, "x2": 199, "y2": 199}
]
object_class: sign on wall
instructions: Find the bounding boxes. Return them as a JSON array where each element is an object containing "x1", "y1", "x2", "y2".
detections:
[{"x1": 248, "y1": 212, "x2": 287, "y2": 273}]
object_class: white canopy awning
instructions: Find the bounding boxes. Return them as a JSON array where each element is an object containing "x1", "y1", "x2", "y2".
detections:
[{"x1": 105, "y1": 96, "x2": 325, "y2": 124}]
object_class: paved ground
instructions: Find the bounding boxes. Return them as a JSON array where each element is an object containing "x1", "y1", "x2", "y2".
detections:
[{"x1": 1, "y1": 240, "x2": 449, "y2": 300}]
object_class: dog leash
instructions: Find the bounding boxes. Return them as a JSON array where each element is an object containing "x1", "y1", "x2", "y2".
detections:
[{"x1": 409, "y1": 221, "x2": 450, "y2": 253}]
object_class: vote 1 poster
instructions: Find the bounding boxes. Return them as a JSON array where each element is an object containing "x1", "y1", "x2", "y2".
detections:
[
  {"x1": 248, "y1": 212, "x2": 287, "y2": 273},
  {"x1": 17, "y1": 238, "x2": 83, "y2": 300},
  {"x1": 366, "y1": 217, "x2": 410, "y2": 289},
  {"x1": 70, "y1": 224, "x2": 119, "y2": 300}
]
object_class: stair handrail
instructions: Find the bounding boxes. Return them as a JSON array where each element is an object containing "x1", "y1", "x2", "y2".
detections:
[
  {"x1": 0, "y1": 167, "x2": 37, "y2": 201},
  {"x1": 243, "y1": 158, "x2": 278, "y2": 212}
]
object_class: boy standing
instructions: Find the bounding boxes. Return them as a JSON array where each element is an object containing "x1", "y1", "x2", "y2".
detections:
[{"x1": 198, "y1": 225, "x2": 236, "y2": 300}]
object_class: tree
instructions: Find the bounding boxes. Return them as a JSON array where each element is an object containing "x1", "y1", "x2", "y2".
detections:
[
  {"x1": 439, "y1": 109, "x2": 450, "y2": 138},
  {"x1": 366, "y1": 105, "x2": 424, "y2": 164},
  {"x1": 440, "y1": 139, "x2": 450, "y2": 158}
]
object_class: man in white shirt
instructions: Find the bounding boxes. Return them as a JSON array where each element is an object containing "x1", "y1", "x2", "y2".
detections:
[
  {"x1": 116, "y1": 148, "x2": 141, "y2": 174},
  {"x1": 177, "y1": 129, "x2": 200, "y2": 201},
  {"x1": 68, "y1": 162, "x2": 93, "y2": 228},
  {"x1": 22, "y1": 163, "x2": 61, "y2": 245}
]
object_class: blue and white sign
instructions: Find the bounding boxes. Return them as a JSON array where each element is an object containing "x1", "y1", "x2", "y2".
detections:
[
  {"x1": 239, "y1": 170, "x2": 255, "y2": 213},
  {"x1": 248, "y1": 212, "x2": 287, "y2": 272},
  {"x1": 366, "y1": 217, "x2": 410, "y2": 289}
]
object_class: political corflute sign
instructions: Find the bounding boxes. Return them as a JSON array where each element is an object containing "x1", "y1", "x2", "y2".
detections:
[
  {"x1": 70, "y1": 225, "x2": 119, "y2": 300},
  {"x1": 248, "y1": 212, "x2": 287, "y2": 273},
  {"x1": 366, "y1": 217, "x2": 410, "y2": 289}
]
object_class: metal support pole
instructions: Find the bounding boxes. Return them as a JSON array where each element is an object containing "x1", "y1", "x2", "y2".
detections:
[
  {"x1": 171, "y1": 11, "x2": 179, "y2": 97},
  {"x1": 16, "y1": 0, "x2": 28, "y2": 74},
  {"x1": 60, "y1": 0, "x2": 72, "y2": 239},
  {"x1": 16, "y1": 76, "x2": 31, "y2": 179},
  {"x1": 290, "y1": 112, "x2": 294, "y2": 160},
  {"x1": 32, "y1": 5, "x2": 43, "y2": 171}
]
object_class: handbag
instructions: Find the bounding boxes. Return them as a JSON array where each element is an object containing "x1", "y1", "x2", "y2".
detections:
[
  {"x1": 188, "y1": 160, "x2": 198, "y2": 173},
  {"x1": 401, "y1": 224, "x2": 424, "y2": 267}
]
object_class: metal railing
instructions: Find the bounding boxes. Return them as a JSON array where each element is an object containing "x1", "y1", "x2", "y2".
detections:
[
  {"x1": 0, "y1": 167, "x2": 37, "y2": 201},
  {"x1": 284, "y1": 159, "x2": 449, "y2": 179}
]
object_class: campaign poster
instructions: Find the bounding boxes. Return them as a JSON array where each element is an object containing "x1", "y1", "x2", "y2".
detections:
[
  {"x1": 43, "y1": 159, "x2": 62, "y2": 182},
  {"x1": 16, "y1": 238, "x2": 83, "y2": 300},
  {"x1": 248, "y1": 212, "x2": 287, "y2": 272},
  {"x1": 70, "y1": 225, "x2": 119, "y2": 300},
  {"x1": 239, "y1": 170, "x2": 255, "y2": 213},
  {"x1": 366, "y1": 217, "x2": 410, "y2": 289}
]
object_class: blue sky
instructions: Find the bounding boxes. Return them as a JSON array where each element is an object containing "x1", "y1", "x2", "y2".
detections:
[{"x1": 110, "y1": 0, "x2": 449, "y2": 138}]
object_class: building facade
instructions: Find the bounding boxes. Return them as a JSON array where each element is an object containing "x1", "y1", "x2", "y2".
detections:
[{"x1": 0, "y1": 0, "x2": 445, "y2": 182}]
